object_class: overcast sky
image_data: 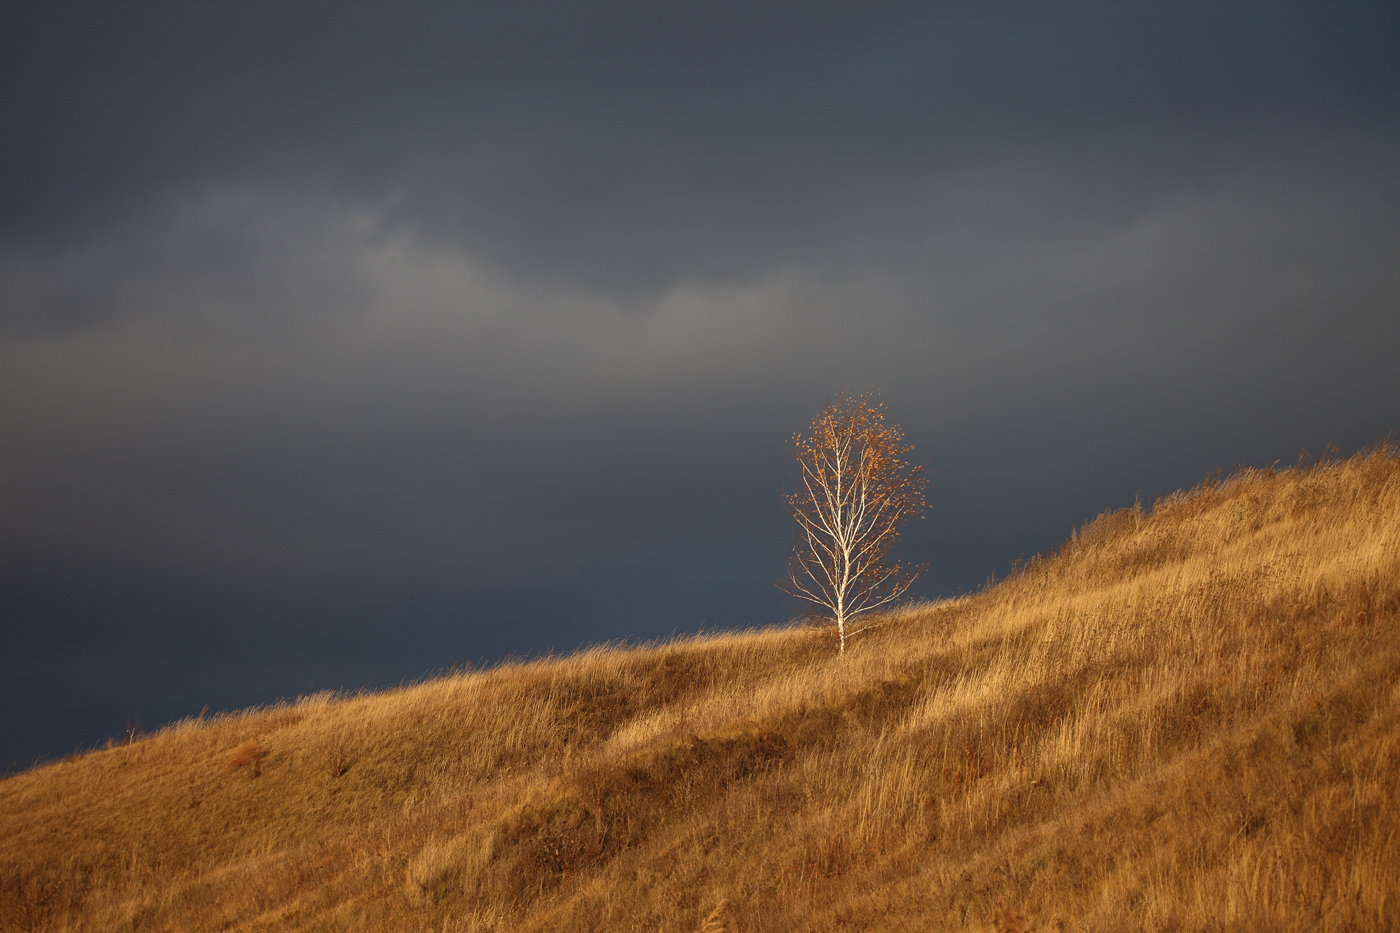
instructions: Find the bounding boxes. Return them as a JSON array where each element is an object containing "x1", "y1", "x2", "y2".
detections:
[{"x1": 3, "y1": 2, "x2": 1398, "y2": 769}]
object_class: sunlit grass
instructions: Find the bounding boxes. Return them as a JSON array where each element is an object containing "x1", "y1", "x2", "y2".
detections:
[{"x1": 3, "y1": 444, "x2": 1398, "y2": 931}]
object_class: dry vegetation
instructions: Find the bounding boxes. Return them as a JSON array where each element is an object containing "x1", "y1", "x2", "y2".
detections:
[{"x1": 3, "y1": 445, "x2": 1399, "y2": 932}]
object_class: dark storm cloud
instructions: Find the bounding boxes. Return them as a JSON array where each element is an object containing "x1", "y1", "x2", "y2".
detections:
[
  {"x1": 5, "y1": 3, "x2": 1397, "y2": 293},
  {"x1": 4, "y1": 163, "x2": 1395, "y2": 599},
  {"x1": 2, "y1": 2, "x2": 1399, "y2": 768}
]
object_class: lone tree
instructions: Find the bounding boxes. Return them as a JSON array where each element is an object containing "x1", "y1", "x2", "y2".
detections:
[{"x1": 780, "y1": 392, "x2": 926, "y2": 655}]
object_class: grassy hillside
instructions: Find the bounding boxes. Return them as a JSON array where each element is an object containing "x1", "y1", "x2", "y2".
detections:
[{"x1": 3, "y1": 446, "x2": 1399, "y2": 932}]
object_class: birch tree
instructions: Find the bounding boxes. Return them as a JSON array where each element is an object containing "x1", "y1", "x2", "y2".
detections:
[{"x1": 780, "y1": 392, "x2": 926, "y2": 655}]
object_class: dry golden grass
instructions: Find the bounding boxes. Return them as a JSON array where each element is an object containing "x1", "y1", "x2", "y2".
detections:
[{"x1": 3, "y1": 445, "x2": 1399, "y2": 932}]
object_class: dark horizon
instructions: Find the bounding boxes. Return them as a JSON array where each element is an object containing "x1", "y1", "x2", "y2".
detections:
[{"x1": 3, "y1": 2, "x2": 1399, "y2": 772}]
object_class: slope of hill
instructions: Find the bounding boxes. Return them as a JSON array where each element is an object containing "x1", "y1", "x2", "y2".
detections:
[{"x1": 3, "y1": 446, "x2": 1398, "y2": 932}]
